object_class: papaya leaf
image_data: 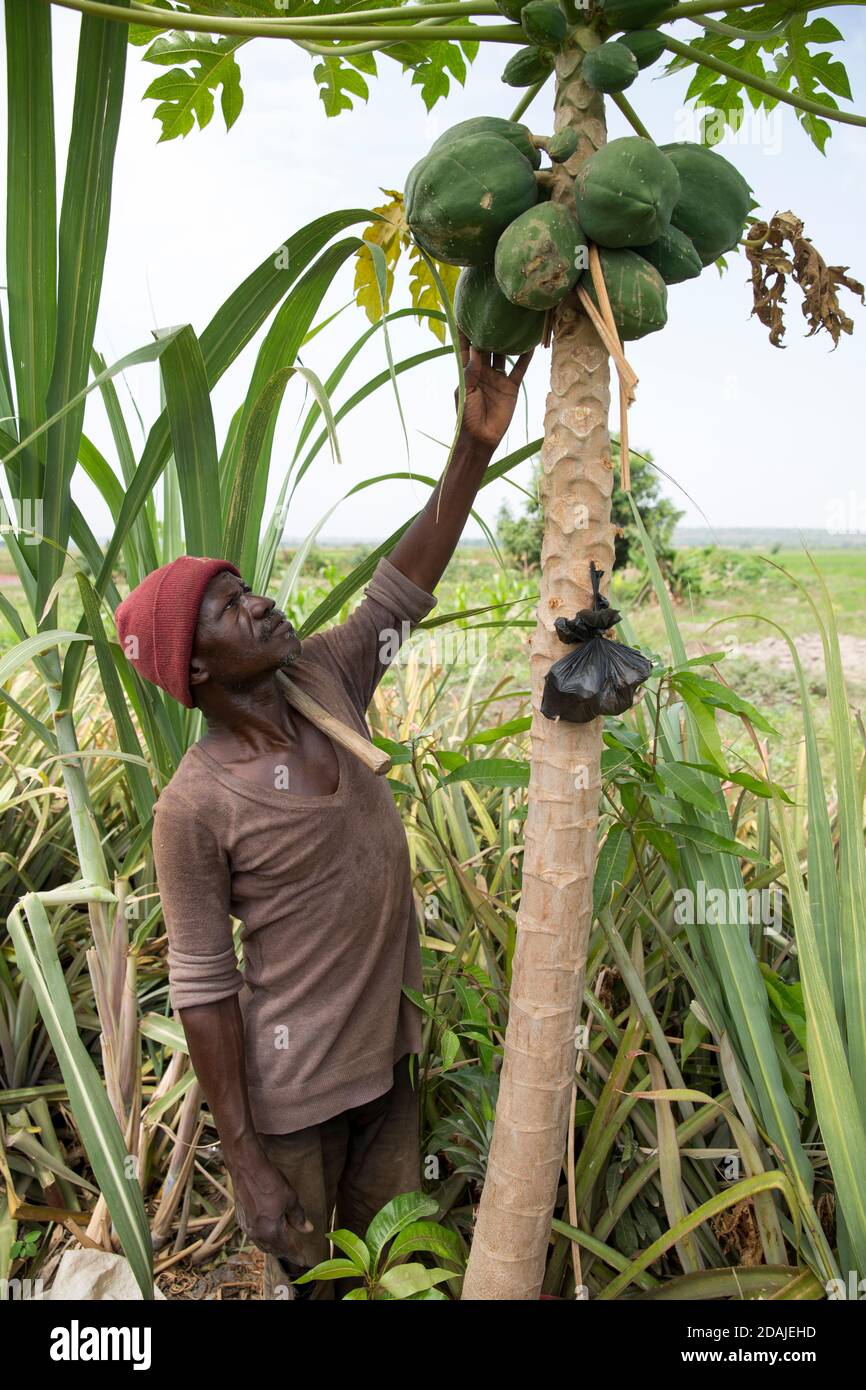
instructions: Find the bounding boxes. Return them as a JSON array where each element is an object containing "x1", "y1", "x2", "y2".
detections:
[
  {"x1": 410, "y1": 39, "x2": 469, "y2": 111},
  {"x1": 666, "y1": 3, "x2": 854, "y2": 152},
  {"x1": 143, "y1": 31, "x2": 245, "y2": 141},
  {"x1": 353, "y1": 192, "x2": 406, "y2": 324},
  {"x1": 770, "y1": 13, "x2": 849, "y2": 152},
  {"x1": 314, "y1": 53, "x2": 373, "y2": 117},
  {"x1": 408, "y1": 240, "x2": 460, "y2": 344}
]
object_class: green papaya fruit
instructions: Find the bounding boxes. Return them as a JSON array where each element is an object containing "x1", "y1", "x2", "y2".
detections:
[
  {"x1": 430, "y1": 116, "x2": 541, "y2": 170},
  {"x1": 455, "y1": 262, "x2": 548, "y2": 353},
  {"x1": 574, "y1": 136, "x2": 680, "y2": 249},
  {"x1": 632, "y1": 225, "x2": 701, "y2": 283},
  {"x1": 619, "y1": 28, "x2": 666, "y2": 68},
  {"x1": 660, "y1": 141, "x2": 753, "y2": 265},
  {"x1": 582, "y1": 42, "x2": 639, "y2": 94},
  {"x1": 521, "y1": 0, "x2": 568, "y2": 48},
  {"x1": 598, "y1": 0, "x2": 676, "y2": 30},
  {"x1": 494, "y1": 202, "x2": 587, "y2": 309},
  {"x1": 585, "y1": 247, "x2": 668, "y2": 340},
  {"x1": 502, "y1": 45, "x2": 556, "y2": 87},
  {"x1": 495, "y1": 0, "x2": 530, "y2": 19},
  {"x1": 547, "y1": 128, "x2": 578, "y2": 163},
  {"x1": 405, "y1": 134, "x2": 539, "y2": 267}
]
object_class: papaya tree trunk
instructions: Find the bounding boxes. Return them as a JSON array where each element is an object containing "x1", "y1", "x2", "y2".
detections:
[{"x1": 462, "y1": 36, "x2": 614, "y2": 1301}]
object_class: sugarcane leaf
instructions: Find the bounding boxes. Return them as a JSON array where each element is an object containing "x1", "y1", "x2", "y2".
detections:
[
  {"x1": 39, "y1": 0, "x2": 127, "y2": 618},
  {"x1": 7, "y1": 898, "x2": 152, "y2": 1297}
]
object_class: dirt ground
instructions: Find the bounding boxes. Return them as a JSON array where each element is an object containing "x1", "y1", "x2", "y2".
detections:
[
  {"x1": 154, "y1": 1246, "x2": 267, "y2": 1300},
  {"x1": 736, "y1": 633, "x2": 866, "y2": 689}
]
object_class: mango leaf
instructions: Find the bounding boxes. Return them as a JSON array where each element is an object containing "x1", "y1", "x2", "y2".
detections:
[
  {"x1": 760, "y1": 963, "x2": 807, "y2": 1050},
  {"x1": 440, "y1": 1027, "x2": 460, "y2": 1070},
  {"x1": 372, "y1": 735, "x2": 412, "y2": 764},
  {"x1": 655, "y1": 761, "x2": 720, "y2": 814},
  {"x1": 680, "y1": 761, "x2": 794, "y2": 804},
  {"x1": 681, "y1": 1009, "x2": 709, "y2": 1065},
  {"x1": 143, "y1": 32, "x2": 245, "y2": 141},
  {"x1": 442, "y1": 758, "x2": 529, "y2": 788},
  {"x1": 465, "y1": 715, "x2": 532, "y2": 746},
  {"x1": 436, "y1": 749, "x2": 468, "y2": 772},
  {"x1": 662, "y1": 821, "x2": 768, "y2": 865},
  {"x1": 378, "y1": 1263, "x2": 456, "y2": 1296},
  {"x1": 601, "y1": 746, "x2": 644, "y2": 782},
  {"x1": 387, "y1": 1219, "x2": 464, "y2": 1267},
  {"x1": 593, "y1": 822, "x2": 630, "y2": 917},
  {"x1": 672, "y1": 672, "x2": 777, "y2": 736},
  {"x1": 675, "y1": 684, "x2": 727, "y2": 776}
]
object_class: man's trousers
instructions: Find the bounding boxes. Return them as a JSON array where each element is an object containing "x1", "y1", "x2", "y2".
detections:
[{"x1": 257, "y1": 1052, "x2": 420, "y2": 1301}]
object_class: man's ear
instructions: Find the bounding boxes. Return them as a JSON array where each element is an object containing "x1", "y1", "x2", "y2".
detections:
[{"x1": 189, "y1": 657, "x2": 209, "y2": 691}]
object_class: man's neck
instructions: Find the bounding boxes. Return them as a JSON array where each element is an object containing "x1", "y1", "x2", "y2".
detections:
[{"x1": 198, "y1": 673, "x2": 295, "y2": 753}]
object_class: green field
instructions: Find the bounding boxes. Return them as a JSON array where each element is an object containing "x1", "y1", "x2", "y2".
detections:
[{"x1": 2, "y1": 540, "x2": 864, "y2": 790}]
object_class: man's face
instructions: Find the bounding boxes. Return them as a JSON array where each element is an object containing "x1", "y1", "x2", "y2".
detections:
[{"x1": 189, "y1": 570, "x2": 302, "y2": 699}]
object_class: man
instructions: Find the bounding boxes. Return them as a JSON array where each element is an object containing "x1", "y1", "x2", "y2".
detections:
[{"x1": 115, "y1": 336, "x2": 532, "y2": 1300}]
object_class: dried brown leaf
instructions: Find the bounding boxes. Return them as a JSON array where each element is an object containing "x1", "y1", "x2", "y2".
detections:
[{"x1": 744, "y1": 210, "x2": 864, "y2": 349}]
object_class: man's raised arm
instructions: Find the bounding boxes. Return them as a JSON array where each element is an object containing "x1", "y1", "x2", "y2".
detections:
[{"x1": 387, "y1": 333, "x2": 533, "y2": 594}]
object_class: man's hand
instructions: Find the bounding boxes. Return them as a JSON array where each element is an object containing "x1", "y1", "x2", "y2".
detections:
[
  {"x1": 233, "y1": 1153, "x2": 315, "y2": 1260},
  {"x1": 453, "y1": 330, "x2": 534, "y2": 452},
  {"x1": 387, "y1": 332, "x2": 535, "y2": 593}
]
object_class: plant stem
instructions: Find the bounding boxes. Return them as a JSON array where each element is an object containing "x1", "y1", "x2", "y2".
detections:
[
  {"x1": 610, "y1": 91, "x2": 653, "y2": 140},
  {"x1": 663, "y1": 33, "x2": 866, "y2": 130},
  {"x1": 294, "y1": 9, "x2": 461, "y2": 56},
  {"x1": 509, "y1": 75, "x2": 552, "y2": 122},
  {"x1": 657, "y1": 0, "x2": 865, "y2": 20},
  {"x1": 204, "y1": 0, "x2": 502, "y2": 21},
  {"x1": 43, "y1": 0, "x2": 522, "y2": 43}
]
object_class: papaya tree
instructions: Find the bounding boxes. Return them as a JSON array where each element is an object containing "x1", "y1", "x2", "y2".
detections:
[{"x1": 33, "y1": 0, "x2": 866, "y2": 1300}]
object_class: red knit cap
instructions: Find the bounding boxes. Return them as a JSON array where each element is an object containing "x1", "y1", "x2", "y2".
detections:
[{"x1": 113, "y1": 556, "x2": 241, "y2": 708}]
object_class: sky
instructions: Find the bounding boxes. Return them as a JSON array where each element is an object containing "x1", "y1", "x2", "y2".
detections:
[{"x1": 2, "y1": 5, "x2": 866, "y2": 545}]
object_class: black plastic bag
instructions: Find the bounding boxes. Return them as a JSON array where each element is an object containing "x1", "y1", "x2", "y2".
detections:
[{"x1": 541, "y1": 562, "x2": 653, "y2": 723}]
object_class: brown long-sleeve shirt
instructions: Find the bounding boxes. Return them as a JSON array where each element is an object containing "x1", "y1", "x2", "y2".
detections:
[{"x1": 150, "y1": 558, "x2": 437, "y2": 1134}]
